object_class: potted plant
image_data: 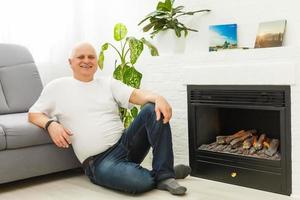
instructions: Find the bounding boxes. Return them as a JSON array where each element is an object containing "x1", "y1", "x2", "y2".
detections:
[
  {"x1": 138, "y1": 0, "x2": 210, "y2": 38},
  {"x1": 98, "y1": 23, "x2": 159, "y2": 128}
]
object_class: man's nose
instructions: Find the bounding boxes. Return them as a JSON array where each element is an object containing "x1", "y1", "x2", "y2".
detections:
[{"x1": 83, "y1": 57, "x2": 90, "y2": 63}]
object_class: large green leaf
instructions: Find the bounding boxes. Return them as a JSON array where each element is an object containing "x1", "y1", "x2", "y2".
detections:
[
  {"x1": 118, "y1": 107, "x2": 126, "y2": 122},
  {"x1": 157, "y1": 0, "x2": 173, "y2": 12},
  {"x1": 150, "y1": 27, "x2": 167, "y2": 38},
  {"x1": 128, "y1": 37, "x2": 143, "y2": 65},
  {"x1": 143, "y1": 15, "x2": 167, "y2": 35},
  {"x1": 123, "y1": 67, "x2": 142, "y2": 88},
  {"x1": 98, "y1": 51, "x2": 104, "y2": 70},
  {"x1": 152, "y1": 19, "x2": 167, "y2": 31},
  {"x1": 141, "y1": 38, "x2": 159, "y2": 56},
  {"x1": 101, "y1": 43, "x2": 109, "y2": 51},
  {"x1": 113, "y1": 64, "x2": 123, "y2": 81},
  {"x1": 124, "y1": 111, "x2": 133, "y2": 128},
  {"x1": 147, "y1": 10, "x2": 169, "y2": 17},
  {"x1": 173, "y1": 6, "x2": 184, "y2": 13},
  {"x1": 142, "y1": 23, "x2": 155, "y2": 32},
  {"x1": 174, "y1": 25, "x2": 182, "y2": 37},
  {"x1": 150, "y1": 14, "x2": 170, "y2": 20},
  {"x1": 113, "y1": 64, "x2": 130, "y2": 81},
  {"x1": 156, "y1": 2, "x2": 166, "y2": 11},
  {"x1": 98, "y1": 43, "x2": 109, "y2": 70},
  {"x1": 138, "y1": 11, "x2": 167, "y2": 26},
  {"x1": 113, "y1": 65, "x2": 122, "y2": 81},
  {"x1": 130, "y1": 106, "x2": 138, "y2": 118},
  {"x1": 114, "y1": 23, "x2": 127, "y2": 41},
  {"x1": 184, "y1": 29, "x2": 188, "y2": 37},
  {"x1": 180, "y1": 9, "x2": 211, "y2": 16}
]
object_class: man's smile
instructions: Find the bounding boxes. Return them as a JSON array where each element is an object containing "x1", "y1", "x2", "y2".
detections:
[{"x1": 80, "y1": 64, "x2": 93, "y2": 69}]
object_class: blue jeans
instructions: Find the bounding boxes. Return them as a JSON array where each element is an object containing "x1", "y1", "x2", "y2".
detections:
[{"x1": 84, "y1": 103, "x2": 175, "y2": 194}]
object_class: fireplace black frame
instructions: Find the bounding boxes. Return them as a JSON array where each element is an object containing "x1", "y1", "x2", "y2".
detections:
[{"x1": 187, "y1": 85, "x2": 291, "y2": 195}]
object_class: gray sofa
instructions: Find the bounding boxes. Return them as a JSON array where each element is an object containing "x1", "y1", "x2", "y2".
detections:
[{"x1": 0, "y1": 44, "x2": 81, "y2": 184}]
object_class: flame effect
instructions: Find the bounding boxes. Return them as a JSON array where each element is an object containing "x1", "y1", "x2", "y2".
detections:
[{"x1": 263, "y1": 141, "x2": 270, "y2": 149}]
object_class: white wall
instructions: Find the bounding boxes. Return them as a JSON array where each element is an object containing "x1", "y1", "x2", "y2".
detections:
[
  {"x1": 36, "y1": 0, "x2": 159, "y2": 83},
  {"x1": 146, "y1": 0, "x2": 300, "y2": 55},
  {"x1": 36, "y1": 0, "x2": 300, "y2": 81}
]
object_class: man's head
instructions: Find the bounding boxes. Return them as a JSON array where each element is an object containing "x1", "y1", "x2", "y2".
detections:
[{"x1": 69, "y1": 42, "x2": 98, "y2": 82}]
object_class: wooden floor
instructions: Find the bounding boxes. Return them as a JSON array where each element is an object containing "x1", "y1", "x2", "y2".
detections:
[{"x1": 0, "y1": 169, "x2": 298, "y2": 200}]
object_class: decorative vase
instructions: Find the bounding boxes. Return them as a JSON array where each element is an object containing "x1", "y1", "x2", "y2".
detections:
[{"x1": 153, "y1": 30, "x2": 187, "y2": 55}]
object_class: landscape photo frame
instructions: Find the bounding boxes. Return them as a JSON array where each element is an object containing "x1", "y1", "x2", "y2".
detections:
[
  {"x1": 254, "y1": 20, "x2": 287, "y2": 48},
  {"x1": 209, "y1": 23, "x2": 237, "y2": 52}
]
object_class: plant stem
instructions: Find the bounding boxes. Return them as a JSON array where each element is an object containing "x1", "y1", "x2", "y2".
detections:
[
  {"x1": 108, "y1": 43, "x2": 122, "y2": 61},
  {"x1": 124, "y1": 48, "x2": 130, "y2": 60},
  {"x1": 121, "y1": 40, "x2": 128, "y2": 64}
]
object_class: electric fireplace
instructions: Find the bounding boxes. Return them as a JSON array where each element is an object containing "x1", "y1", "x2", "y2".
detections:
[{"x1": 187, "y1": 85, "x2": 291, "y2": 195}]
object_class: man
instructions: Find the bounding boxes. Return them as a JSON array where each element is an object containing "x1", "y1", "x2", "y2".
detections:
[{"x1": 28, "y1": 42, "x2": 190, "y2": 195}]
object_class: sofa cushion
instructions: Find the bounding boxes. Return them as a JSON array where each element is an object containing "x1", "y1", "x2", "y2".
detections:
[
  {"x1": 0, "y1": 44, "x2": 43, "y2": 114},
  {"x1": 0, "y1": 43, "x2": 34, "y2": 66},
  {"x1": 0, "y1": 126, "x2": 6, "y2": 150},
  {"x1": 0, "y1": 113, "x2": 52, "y2": 149}
]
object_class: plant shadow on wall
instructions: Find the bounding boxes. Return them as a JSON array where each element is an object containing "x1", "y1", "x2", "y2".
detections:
[
  {"x1": 138, "y1": 0, "x2": 210, "y2": 38},
  {"x1": 98, "y1": 23, "x2": 159, "y2": 128}
]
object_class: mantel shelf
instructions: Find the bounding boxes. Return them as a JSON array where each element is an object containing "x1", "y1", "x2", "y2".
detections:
[
  {"x1": 139, "y1": 46, "x2": 298, "y2": 87},
  {"x1": 140, "y1": 46, "x2": 299, "y2": 68}
]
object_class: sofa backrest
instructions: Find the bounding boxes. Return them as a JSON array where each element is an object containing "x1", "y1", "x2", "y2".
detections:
[{"x1": 0, "y1": 44, "x2": 43, "y2": 114}]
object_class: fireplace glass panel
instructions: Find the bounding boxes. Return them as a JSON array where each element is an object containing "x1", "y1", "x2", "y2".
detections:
[{"x1": 195, "y1": 106, "x2": 282, "y2": 160}]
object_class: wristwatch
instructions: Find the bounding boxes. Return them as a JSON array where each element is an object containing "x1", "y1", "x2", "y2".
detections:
[{"x1": 45, "y1": 120, "x2": 59, "y2": 132}]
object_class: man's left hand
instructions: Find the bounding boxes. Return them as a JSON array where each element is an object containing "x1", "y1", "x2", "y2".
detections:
[{"x1": 155, "y1": 96, "x2": 172, "y2": 124}]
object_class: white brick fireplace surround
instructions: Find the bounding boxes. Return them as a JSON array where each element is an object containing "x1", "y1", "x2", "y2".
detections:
[{"x1": 139, "y1": 47, "x2": 300, "y2": 197}]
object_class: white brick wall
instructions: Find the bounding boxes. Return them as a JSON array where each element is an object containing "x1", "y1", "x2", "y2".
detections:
[{"x1": 139, "y1": 46, "x2": 300, "y2": 196}]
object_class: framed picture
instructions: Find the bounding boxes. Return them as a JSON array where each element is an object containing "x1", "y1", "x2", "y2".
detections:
[
  {"x1": 254, "y1": 20, "x2": 287, "y2": 48},
  {"x1": 209, "y1": 23, "x2": 237, "y2": 52}
]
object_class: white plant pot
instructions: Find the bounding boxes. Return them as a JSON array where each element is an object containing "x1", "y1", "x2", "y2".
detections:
[{"x1": 154, "y1": 30, "x2": 187, "y2": 55}]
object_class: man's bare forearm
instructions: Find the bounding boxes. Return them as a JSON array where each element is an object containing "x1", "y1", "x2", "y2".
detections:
[
  {"x1": 129, "y1": 88, "x2": 172, "y2": 123},
  {"x1": 28, "y1": 112, "x2": 50, "y2": 129},
  {"x1": 129, "y1": 89, "x2": 160, "y2": 105}
]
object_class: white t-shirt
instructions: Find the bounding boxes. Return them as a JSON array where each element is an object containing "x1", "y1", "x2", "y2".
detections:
[{"x1": 29, "y1": 76, "x2": 134, "y2": 163}]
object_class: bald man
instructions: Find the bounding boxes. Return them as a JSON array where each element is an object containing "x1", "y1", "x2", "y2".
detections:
[{"x1": 28, "y1": 42, "x2": 190, "y2": 195}]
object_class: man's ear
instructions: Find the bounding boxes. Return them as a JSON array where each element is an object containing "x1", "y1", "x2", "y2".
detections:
[{"x1": 68, "y1": 58, "x2": 72, "y2": 65}]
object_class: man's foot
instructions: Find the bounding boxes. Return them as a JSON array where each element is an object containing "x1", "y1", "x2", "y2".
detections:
[
  {"x1": 157, "y1": 178, "x2": 187, "y2": 195},
  {"x1": 174, "y1": 164, "x2": 191, "y2": 179}
]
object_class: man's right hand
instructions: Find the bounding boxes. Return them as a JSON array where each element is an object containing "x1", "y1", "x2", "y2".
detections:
[{"x1": 47, "y1": 122, "x2": 73, "y2": 148}]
